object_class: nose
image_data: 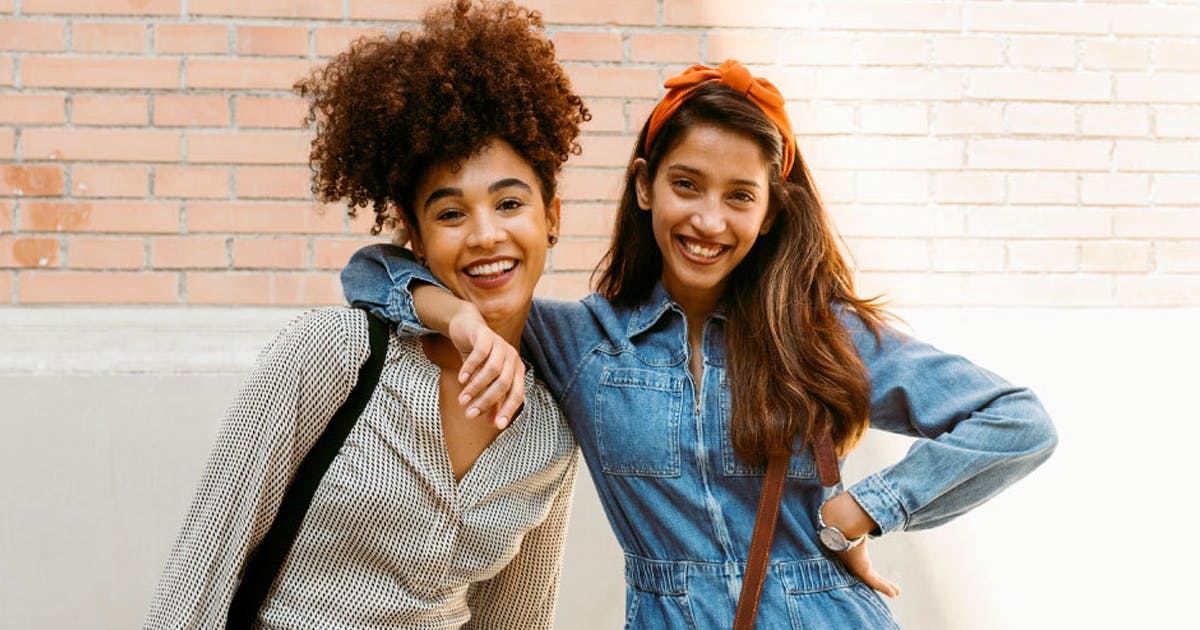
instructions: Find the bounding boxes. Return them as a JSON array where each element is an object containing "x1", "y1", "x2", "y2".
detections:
[
  {"x1": 690, "y1": 197, "x2": 726, "y2": 234},
  {"x1": 465, "y1": 210, "x2": 508, "y2": 249}
]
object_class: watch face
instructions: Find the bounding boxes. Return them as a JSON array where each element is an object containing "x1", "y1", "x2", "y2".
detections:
[{"x1": 819, "y1": 527, "x2": 848, "y2": 551}]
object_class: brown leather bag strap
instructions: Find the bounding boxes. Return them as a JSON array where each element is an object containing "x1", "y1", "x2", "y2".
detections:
[
  {"x1": 732, "y1": 452, "x2": 788, "y2": 630},
  {"x1": 732, "y1": 432, "x2": 841, "y2": 629}
]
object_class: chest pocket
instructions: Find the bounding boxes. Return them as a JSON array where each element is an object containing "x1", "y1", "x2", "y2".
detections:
[
  {"x1": 594, "y1": 367, "x2": 684, "y2": 477},
  {"x1": 718, "y1": 378, "x2": 816, "y2": 479}
]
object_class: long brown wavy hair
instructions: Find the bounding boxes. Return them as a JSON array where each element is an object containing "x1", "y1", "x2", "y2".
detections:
[{"x1": 595, "y1": 83, "x2": 888, "y2": 461}]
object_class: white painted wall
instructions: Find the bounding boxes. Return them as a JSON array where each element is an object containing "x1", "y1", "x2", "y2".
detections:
[{"x1": 0, "y1": 306, "x2": 1194, "y2": 629}]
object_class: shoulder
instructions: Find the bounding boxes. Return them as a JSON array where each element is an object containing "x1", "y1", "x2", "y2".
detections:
[{"x1": 266, "y1": 306, "x2": 372, "y2": 382}]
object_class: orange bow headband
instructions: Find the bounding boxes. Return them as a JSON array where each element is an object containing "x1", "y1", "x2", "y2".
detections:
[{"x1": 644, "y1": 59, "x2": 796, "y2": 179}]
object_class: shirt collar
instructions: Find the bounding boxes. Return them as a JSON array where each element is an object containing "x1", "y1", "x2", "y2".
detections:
[{"x1": 626, "y1": 282, "x2": 727, "y2": 339}]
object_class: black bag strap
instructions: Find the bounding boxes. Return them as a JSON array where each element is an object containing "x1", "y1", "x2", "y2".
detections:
[{"x1": 226, "y1": 310, "x2": 390, "y2": 629}]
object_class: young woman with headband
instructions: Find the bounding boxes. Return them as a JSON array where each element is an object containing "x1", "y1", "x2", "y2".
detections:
[
  {"x1": 342, "y1": 59, "x2": 1057, "y2": 628},
  {"x1": 144, "y1": 2, "x2": 587, "y2": 627}
]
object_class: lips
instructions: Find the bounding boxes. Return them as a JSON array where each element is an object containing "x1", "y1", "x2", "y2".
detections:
[{"x1": 675, "y1": 235, "x2": 730, "y2": 262}]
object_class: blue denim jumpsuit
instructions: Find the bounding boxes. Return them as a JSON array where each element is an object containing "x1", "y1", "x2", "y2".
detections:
[{"x1": 342, "y1": 244, "x2": 1057, "y2": 629}]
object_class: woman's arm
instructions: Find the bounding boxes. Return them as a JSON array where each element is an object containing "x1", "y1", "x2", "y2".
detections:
[
  {"x1": 462, "y1": 451, "x2": 580, "y2": 630},
  {"x1": 144, "y1": 308, "x2": 365, "y2": 629},
  {"x1": 840, "y1": 310, "x2": 1058, "y2": 536}
]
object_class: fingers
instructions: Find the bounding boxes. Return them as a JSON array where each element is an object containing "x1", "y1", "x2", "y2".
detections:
[
  {"x1": 468, "y1": 355, "x2": 516, "y2": 423},
  {"x1": 859, "y1": 570, "x2": 901, "y2": 599},
  {"x1": 457, "y1": 331, "x2": 493, "y2": 384},
  {"x1": 492, "y1": 364, "x2": 527, "y2": 430},
  {"x1": 839, "y1": 543, "x2": 901, "y2": 599}
]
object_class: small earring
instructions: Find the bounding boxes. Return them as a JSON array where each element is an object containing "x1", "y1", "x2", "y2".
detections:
[{"x1": 548, "y1": 235, "x2": 558, "y2": 246}]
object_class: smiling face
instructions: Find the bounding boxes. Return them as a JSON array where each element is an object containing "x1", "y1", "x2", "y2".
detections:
[
  {"x1": 635, "y1": 123, "x2": 774, "y2": 312},
  {"x1": 410, "y1": 138, "x2": 560, "y2": 338}
]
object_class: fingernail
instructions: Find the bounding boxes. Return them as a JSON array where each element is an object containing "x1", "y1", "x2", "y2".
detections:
[
  {"x1": 466, "y1": 407, "x2": 479, "y2": 418},
  {"x1": 496, "y1": 416, "x2": 508, "y2": 429},
  {"x1": 459, "y1": 371, "x2": 468, "y2": 383},
  {"x1": 458, "y1": 394, "x2": 470, "y2": 405}
]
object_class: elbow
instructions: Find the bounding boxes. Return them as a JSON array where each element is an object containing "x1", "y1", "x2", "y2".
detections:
[{"x1": 1012, "y1": 388, "x2": 1058, "y2": 464}]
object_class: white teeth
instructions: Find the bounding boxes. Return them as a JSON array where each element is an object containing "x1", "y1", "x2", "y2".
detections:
[
  {"x1": 466, "y1": 259, "x2": 516, "y2": 277},
  {"x1": 681, "y1": 238, "x2": 724, "y2": 258}
]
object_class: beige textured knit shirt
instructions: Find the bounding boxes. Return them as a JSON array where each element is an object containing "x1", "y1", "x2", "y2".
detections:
[{"x1": 145, "y1": 307, "x2": 578, "y2": 630}]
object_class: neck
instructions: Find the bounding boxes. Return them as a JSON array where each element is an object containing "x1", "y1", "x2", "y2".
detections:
[
  {"x1": 421, "y1": 308, "x2": 527, "y2": 371},
  {"x1": 663, "y1": 279, "x2": 722, "y2": 335}
]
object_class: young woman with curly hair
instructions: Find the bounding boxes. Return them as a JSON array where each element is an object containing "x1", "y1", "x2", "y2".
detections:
[
  {"x1": 144, "y1": 2, "x2": 588, "y2": 628},
  {"x1": 342, "y1": 60, "x2": 1057, "y2": 627}
]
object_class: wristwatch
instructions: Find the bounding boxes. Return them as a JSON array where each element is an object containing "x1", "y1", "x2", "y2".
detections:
[{"x1": 816, "y1": 500, "x2": 867, "y2": 553}]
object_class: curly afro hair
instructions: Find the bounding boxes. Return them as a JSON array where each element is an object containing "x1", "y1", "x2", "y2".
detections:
[{"x1": 295, "y1": 0, "x2": 590, "y2": 235}]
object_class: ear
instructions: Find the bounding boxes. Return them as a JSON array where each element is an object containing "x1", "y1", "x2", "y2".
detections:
[
  {"x1": 545, "y1": 196, "x2": 562, "y2": 246},
  {"x1": 633, "y1": 158, "x2": 652, "y2": 212},
  {"x1": 759, "y1": 206, "x2": 777, "y2": 235},
  {"x1": 408, "y1": 227, "x2": 426, "y2": 263}
]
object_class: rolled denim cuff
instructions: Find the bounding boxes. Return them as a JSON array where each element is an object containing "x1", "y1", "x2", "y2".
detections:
[
  {"x1": 385, "y1": 276, "x2": 438, "y2": 337},
  {"x1": 847, "y1": 472, "x2": 908, "y2": 536}
]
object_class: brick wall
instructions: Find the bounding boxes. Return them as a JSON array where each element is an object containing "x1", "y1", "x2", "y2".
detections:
[{"x1": 1, "y1": 0, "x2": 1197, "y2": 306}]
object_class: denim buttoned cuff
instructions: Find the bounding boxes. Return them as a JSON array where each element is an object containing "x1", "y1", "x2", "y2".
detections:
[{"x1": 847, "y1": 472, "x2": 908, "y2": 536}]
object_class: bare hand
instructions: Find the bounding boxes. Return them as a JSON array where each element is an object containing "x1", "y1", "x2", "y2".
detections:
[
  {"x1": 445, "y1": 308, "x2": 525, "y2": 429},
  {"x1": 821, "y1": 493, "x2": 900, "y2": 598}
]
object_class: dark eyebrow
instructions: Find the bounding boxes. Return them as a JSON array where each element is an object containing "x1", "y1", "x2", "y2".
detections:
[
  {"x1": 424, "y1": 187, "x2": 462, "y2": 209},
  {"x1": 666, "y1": 163, "x2": 760, "y2": 189},
  {"x1": 488, "y1": 178, "x2": 533, "y2": 195}
]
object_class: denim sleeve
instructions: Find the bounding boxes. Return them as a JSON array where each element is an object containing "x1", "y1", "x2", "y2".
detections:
[
  {"x1": 841, "y1": 310, "x2": 1058, "y2": 536},
  {"x1": 340, "y1": 243, "x2": 440, "y2": 337}
]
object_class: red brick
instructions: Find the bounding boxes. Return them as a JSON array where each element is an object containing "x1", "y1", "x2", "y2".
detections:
[
  {"x1": 0, "y1": 166, "x2": 65, "y2": 196},
  {"x1": 551, "y1": 31, "x2": 623, "y2": 62},
  {"x1": 20, "y1": 201, "x2": 179, "y2": 233},
  {"x1": 560, "y1": 168, "x2": 622, "y2": 202},
  {"x1": 191, "y1": 0, "x2": 340, "y2": 19},
  {"x1": 0, "y1": 0, "x2": 11, "y2": 13},
  {"x1": 73, "y1": 94, "x2": 148, "y2": 125},
  {"x1": 71, "y1": 165, "x2": 149, "y2": 197},
  {"x1": 186, "y1": 58, "x2": 314, "y2": 90},
  {"x1": 0, "y1": 94, "x2": 66, "y2": 124},
  {"x1": 314, "y1": 26, "x2": 386, "y2": 57},
  {"x1": 235, "y1": 166, "x2": 311, "y2": 199},
  {"x1": 24, "y1": 129, "x2": 181, "y2": 161},
  {"x1": 560, "y1": 202, "x2": 616, "y2": 237},
  {"x1": 237, "y1": 25, "x2": 309, "y2": 56},
  {"x1": 232, "y1": 237, "x2": 308, "y2": 268},
  {"x1": 534, "y1": 271, "x2": 591, "y2": 300},
  {"x1": 574, "y1": 135, "x2": 637, "y2": 168},
  {"x1": 567, "y1": 66, "x2": 661, "y2": 98},
  {"x1": 0, "y1": 57, "x2": 12, "y2": 86},
  {"x1": 72, "y1": 22, "x2": 147, "y2": 53},
  {"x1": 0, "y1": 236, "x2": 59, "y2": 268},
  {"x1": 151, "y1": 236, "x2": 228, "y2": 268},
  {"x1": 155, "y1": 24, "x2": 228, "y2": 54},
  {"x1": 0, "y1": 201, "x2": 12, "y2": 232},
  {"x1": 313, "y1": 237, "x2": 378, "y2": 269},
  {"x1": 0, "y1": 272, "x2": 11, "y2": 301},
  {"x1": 0, "y1": 21, "x2": 66, "y2": 51},
  {"x1": 235, "y1": 96, "x2": 308, "y2": 129},
  {"x1": 187, "y1": 132, "x2": 310, "y2": 164},
  {"x1": 186, "y1": 271, "x2": 339, "y2": 305},
  {"x1": 346, "y1": 0, "x2": 427, "y2": 21},
  {"x1": 19, "y1": 270, "x2": 177, "y2": 303},
  {"x1": 0, "y1": 128, "x2": 14, "y2": 159},
  {"x1": 153, "y1": 94, "x2": 229, "y2": 127},
  {"x1": 630, "y1": 33, "x2": 700, "y2": 63},
  {"x1": 347, "y1": 205, "x2": 378, "y2": 234},
  {"x1": 584, "y1": 100, "x2": 626, "y2": 133},
  {"x1": 24, "y1": 0, "x2": 179, "y2": 15},
  {"x1": 23, "y1": 56, "x2": 179, "y2": 89},
  {"x1": 186, "y1": 202, "x2": 345, "y2": 233},
  {"x1": 154, "y1": 166, "x2": 229, "y2": 198},
  {"x1": 551, "y1": 238, "x2": 608, "y2": 271},
  {"x1": 522, "y1": 0, "x2": 656, "y2": 25},
  {"x1": 67, "y1": 236, "x2": 145, "y2": 269},
  {"x1": 706, "y1": 32, "x2": 778, "y2": 65}
]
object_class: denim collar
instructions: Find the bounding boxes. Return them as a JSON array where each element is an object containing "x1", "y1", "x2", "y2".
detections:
[{"x1": 626, "y1": 282, "x2": 727, "y2": 340}]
